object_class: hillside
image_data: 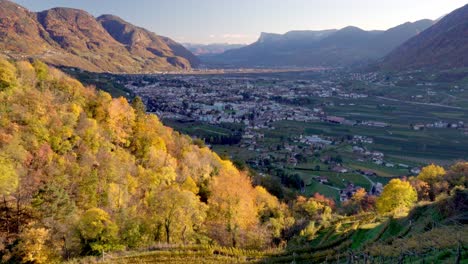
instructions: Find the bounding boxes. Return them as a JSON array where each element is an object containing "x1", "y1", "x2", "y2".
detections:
[
  {"x1": 205, "y1": 20, "x2": 433, "y2": 68},
  {"x1": 103, "y1": 189, "x2": 468, "y2": 263},
  {"x1": 0, "y1": 59, "x2": 288, "y2": 262},
  {"x1": 0, "y1": 0, "x2": 197, "y2": 72},
  {"x1": 381, "y1": 4, "x2": 468, "y2": 70}
]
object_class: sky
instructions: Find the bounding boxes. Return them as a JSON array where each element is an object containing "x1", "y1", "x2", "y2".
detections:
[{"x1": 12, "y1": 0, "x2": 467, "y2": 44}]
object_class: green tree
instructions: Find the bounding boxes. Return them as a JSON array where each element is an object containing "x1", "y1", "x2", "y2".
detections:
[
  {"x1": 131, "y1": 96, "x2": 146, "y2": 116},
  {"x1": 376, "y1": 179, "x2": 417, "y2": 214}
]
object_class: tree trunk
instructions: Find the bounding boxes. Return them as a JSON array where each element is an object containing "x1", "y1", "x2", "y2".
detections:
[
  {"x1": 165, "y1": 220, "x2": 170, "y2": 244},
  {"x1": 182, "y1": 225, "x2": 187, "y2": 245},
  {"x1": 456, "y1": 239, "x2": 461, "y2": 264}
]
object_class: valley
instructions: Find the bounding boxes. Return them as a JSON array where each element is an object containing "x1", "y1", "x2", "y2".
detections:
[
  {"x1": 1, "y1": 1, "x2": 468, "y2": 263},
  {"x1": 76, "y1": 68, "x2": 468, "y2": 202}
]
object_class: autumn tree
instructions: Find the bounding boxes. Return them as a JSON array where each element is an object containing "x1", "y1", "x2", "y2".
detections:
[
  {"x1": 341, "y1": 188, "x2": 376, "y2": 215},
  {"x1": 76, "y1": 208, "x2": 120, "y2": 255},
  {"x1": 376, "y1": 179, "x2": 417, "y2": 214},
  {"x1": 207, "y1": 161, "x2": 260, "y2": 248},
  {"x1": 409, "y1": 177, "x2": 430, "y2": 200},
  {"x1": 445, "y1": 162, "x2": 468, "y2": 188},
  {"x1": 13, "y1": 225, "x2": 54, "y2": 264},
  {"x1": 417, "y1": 164, "x2": 449, "y2": 200},
  {"x1": 0, "y1": 156, "x2": 18, "y2": 196},
  {"x1": 417, "y1": 164, "x2": 446, "y2": 184},
  {"x1": 149, "y1": 186, "x2": 206, "y2": 244},
  {"x1": 0, "y1": 59, "x2": 17, "y2": 91}
]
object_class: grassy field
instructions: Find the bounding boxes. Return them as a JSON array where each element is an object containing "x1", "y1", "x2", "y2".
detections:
[{"x1": 271, "y1": 119, "x2": 468, "y2": 163}]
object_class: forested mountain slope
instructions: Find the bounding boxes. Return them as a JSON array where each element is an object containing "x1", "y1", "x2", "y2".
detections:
[{"x1": 0, "y1": 59, "x2": 287, "y2": 262}]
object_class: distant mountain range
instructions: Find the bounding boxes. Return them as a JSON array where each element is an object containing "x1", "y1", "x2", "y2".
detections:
[
  {"x1": 1, "y1": 0, "x2": 466, "y2": 72},
  {"x1": 204, "y1": 20, "x2": 434, "y2": 68},
  {"x1": 380, "y1": 4, "x2": 468, "y2": 70},
  {"x1": 183, "y1": 43, "x2": 247, "y2": 56},
  {"x1": 0, "y1": 0, "x2": 198, "y2": 73}
]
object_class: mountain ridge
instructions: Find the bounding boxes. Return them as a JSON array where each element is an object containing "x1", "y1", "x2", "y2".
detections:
[
  {"x1": 0, "y1": 0, "x2": 198, "y2": 73},
  {"x1": 205, "y1": 20, "x2": 434, "y2": 68},
  {"x1": 380, "y1": 4, "x2": 468, "y2": 70}
]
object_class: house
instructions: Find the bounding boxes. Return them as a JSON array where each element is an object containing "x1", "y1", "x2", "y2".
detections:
[
  {"x1": 332, "y1": 166, "x2": 348, "y2": 173},
  {"x1": 352, "y1": 146, "x2": 365, "y2": 153},
  {"x1": 411, "y1": 167, "x2": 421, "y2": 175},
  {"x1": 318, "y1": 176, "x2": 329, "y2": 184},
  {"x1": 412, "y1": 124, "x2": 425, "y2": 130},
  {"x1": 371, "y1": 183, "x2": 384, "y2": 196},
  {"x1": 288, "y1": 157, "x2": 298, "y2": 166},
  {"x1": 374, "y1": 159, "x2": 383, "y2": 165},
  {"x1": 340, "y1": 183, "x2": 361, "y2": 202},
  {"x1": 359, "y1": 170, "x2": 377, "y2": 176}
]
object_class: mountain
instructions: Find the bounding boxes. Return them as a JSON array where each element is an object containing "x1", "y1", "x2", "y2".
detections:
[
  {"x1": 0, "y1": 0, "x2": 54, "y2": 54},
  {"x1": 183, "y1": 43, "x2": 247, "y2": 56},
  {"x1": 0, "y1": 0, "x2": 197, "y2": 72},
  {"x1": 205, "y1": 20, "x2": 433, "y2": 68},
  {"x1": 381, "y1": 4, "x2": 468, "y2": 70},
  {"x1": 97, "y1": 14, "x2": 199, "y2": 68}
]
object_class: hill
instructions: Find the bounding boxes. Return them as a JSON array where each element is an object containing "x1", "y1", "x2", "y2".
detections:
[
  {"x1": 0, "y1": 0, "x2": 197, "y2": 72},
  {"x1": 0, "y1": 59, "x2": 287, "y2": 262},
  {"x1": 205, "y1": 20, "x2": 433, "y2": 68},
  {"x1": 381, "y1": 4, "x2": 468, "y2": 70}
]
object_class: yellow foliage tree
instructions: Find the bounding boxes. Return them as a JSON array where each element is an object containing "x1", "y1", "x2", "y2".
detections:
[
  {"x1": 207, "y1": 160, "x2": 259, "y2": 247},
  {"x1": 0, "y1": 156, "x2": 18, "y2": 196},
  {"x1": 15, "y1": 226, "x2": 52, "y2": 264},
  {"x1": 417, "y1": 164, "x2": 446, "y2": 183},
  {"x1": 107, "y1": 97, "x2": 135, "y2": 147},
  {"x1": 376, "y1": 179, "x2": 417, "y2": 214},
  {"x1": 0, "y1": 59, "x2": 17, "y2": 91}
]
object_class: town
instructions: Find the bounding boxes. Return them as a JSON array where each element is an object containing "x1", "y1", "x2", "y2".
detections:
[{"x1": 118, "y1": 71, "x2": 468, "y2": 201}]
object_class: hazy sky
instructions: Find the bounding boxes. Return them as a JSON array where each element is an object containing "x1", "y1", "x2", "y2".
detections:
[{"x1": 12, "y1": 0, "x2": 467, "y2": 44}]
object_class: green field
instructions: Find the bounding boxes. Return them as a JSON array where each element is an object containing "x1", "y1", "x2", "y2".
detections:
[{"x1": 271, "y1": 119, "x2": 468, "y2": 163}]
